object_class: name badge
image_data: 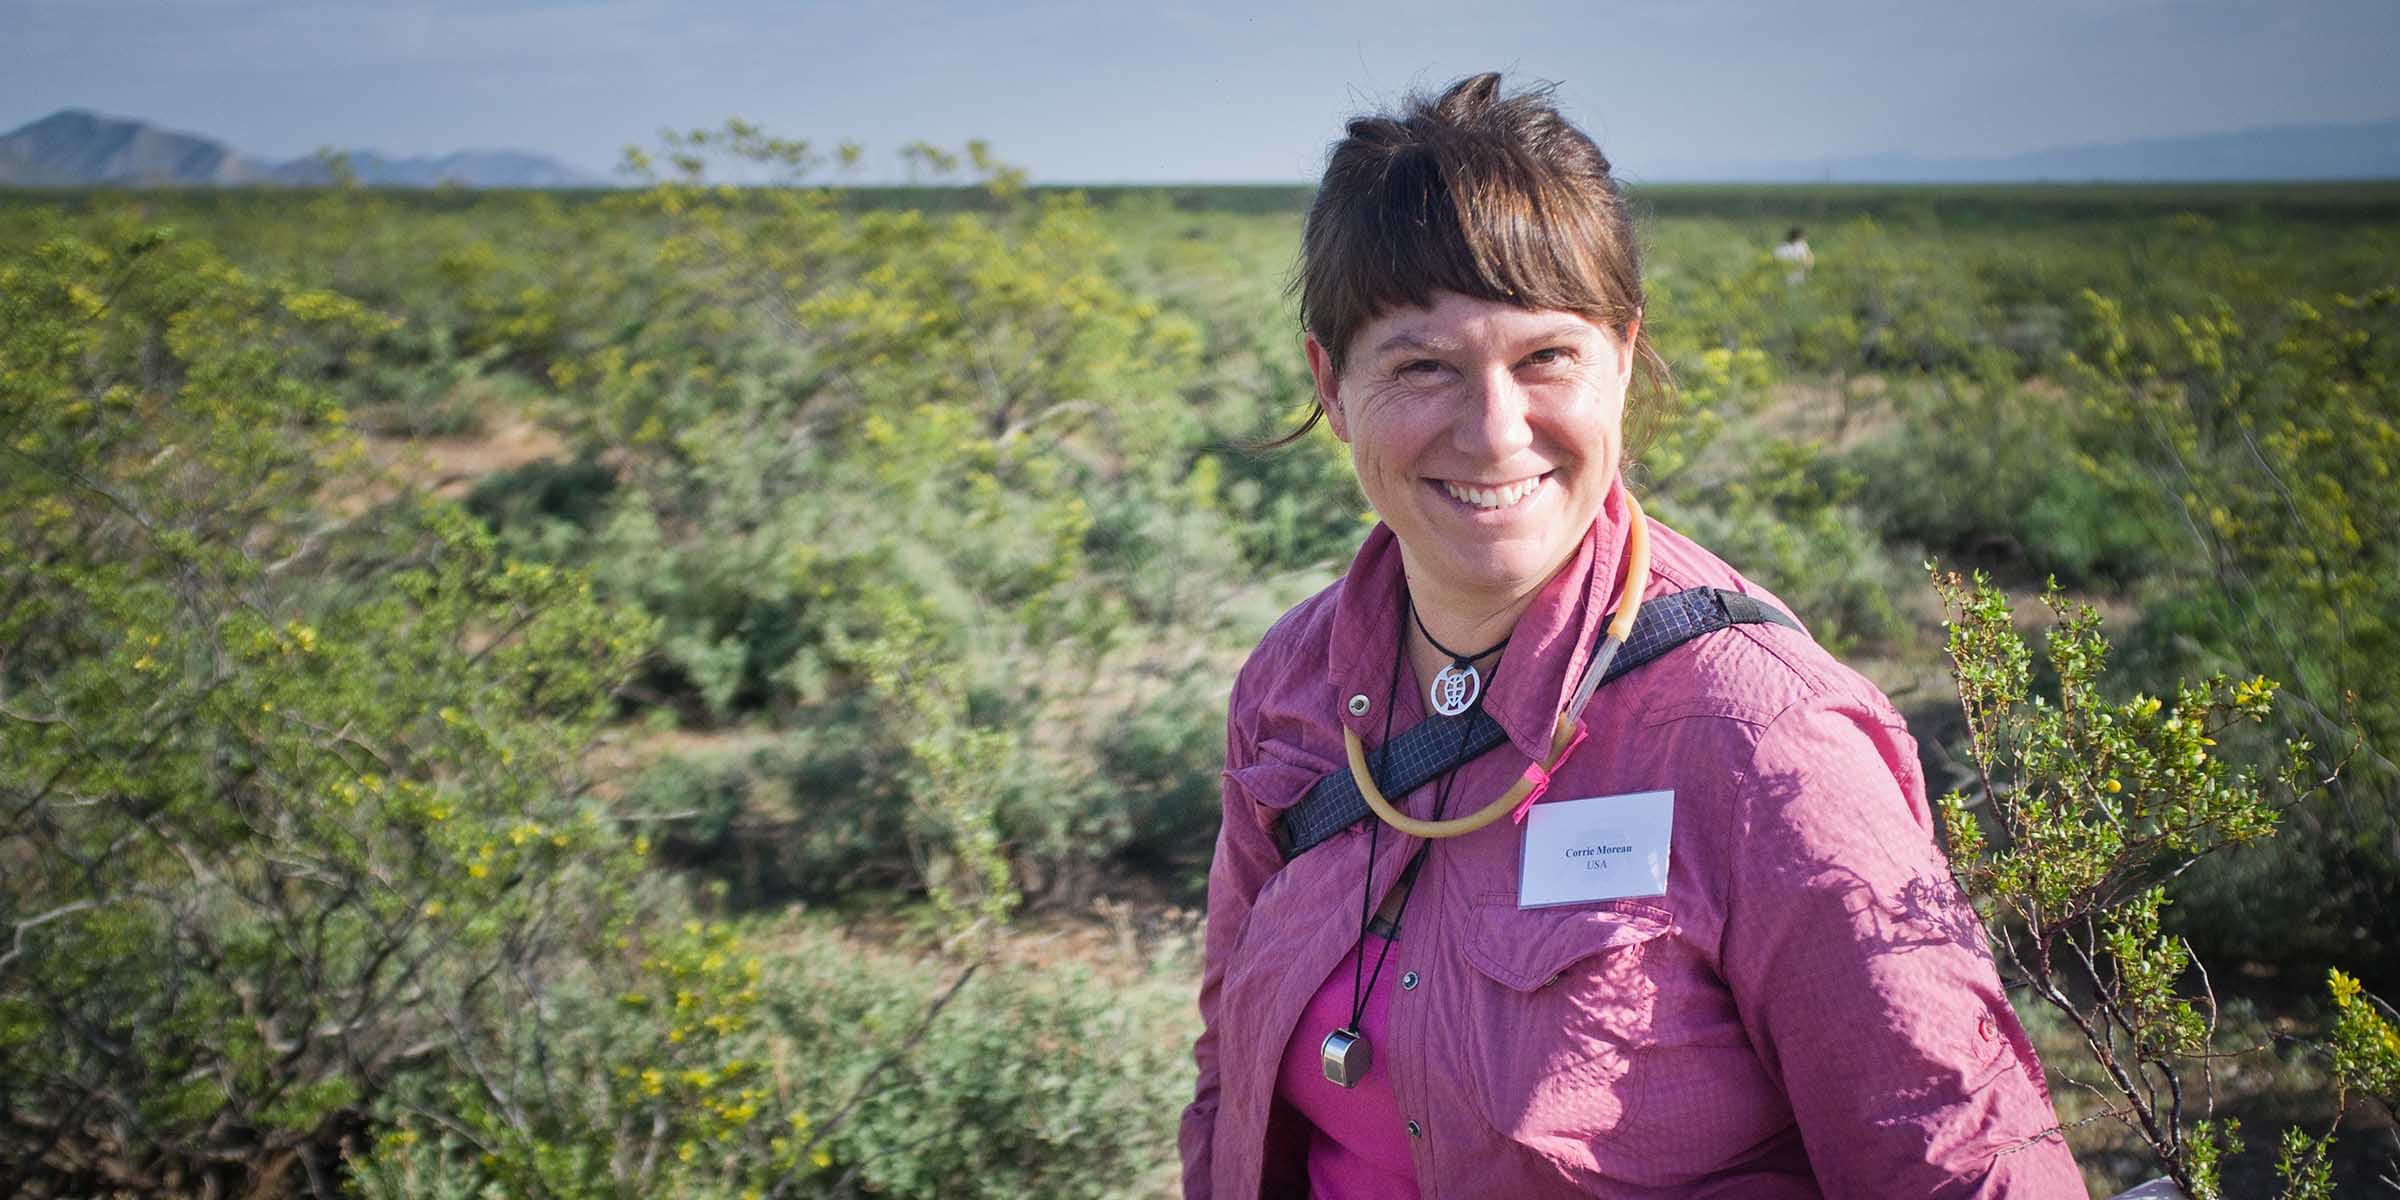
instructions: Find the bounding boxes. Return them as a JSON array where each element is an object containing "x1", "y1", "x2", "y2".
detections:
[{"x1": 1518, "y1": 790, "x2": 1674, "y2": 908}]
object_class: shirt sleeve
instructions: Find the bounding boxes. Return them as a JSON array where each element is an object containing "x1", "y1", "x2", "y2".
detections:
[
  {"x1": 1178, "y1": 689, "x2": 1288, "y2": 1200},
  {"x1": 1718, "y1": 694, "x2": 2088, "y2": 1198}
]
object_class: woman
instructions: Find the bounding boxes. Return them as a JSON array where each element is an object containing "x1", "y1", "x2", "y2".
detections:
[{"x1": 1180, "y1": 75, "x2": 2083, "y2": 1198}]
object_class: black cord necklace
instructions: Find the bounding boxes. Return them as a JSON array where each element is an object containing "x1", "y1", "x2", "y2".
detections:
[
  {"x1": 1411, "y1": 601, "x2": 1509, "y2": 717},
  {"x1": 1322, "y1": 595, "x2": 1489, "y2": 1088}
]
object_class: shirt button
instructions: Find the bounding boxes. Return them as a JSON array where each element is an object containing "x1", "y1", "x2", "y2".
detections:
[
  {"x1": 1400, "y1": 971, "x2": 1419, "y2": 991},
  {"x1": 1348, "y1": 694, "x2": 1371, "y2": 716},
  {"x1": 1405, "y1": 1119, "x2": 1422, "y2": 1139}
]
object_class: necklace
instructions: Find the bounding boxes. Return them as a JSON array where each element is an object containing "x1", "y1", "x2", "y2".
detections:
[
  {"x1": 1411, "y1": 601, "x2": 1509, "y2": 717},
  {"x1": 1322, "y1": 610, "x2": 1483, "y2": 1089},
  {"x1": 1340, "y1": 491, "x2": 1653, "y2": 842}
]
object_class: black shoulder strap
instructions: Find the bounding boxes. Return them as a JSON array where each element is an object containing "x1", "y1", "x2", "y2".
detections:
[{"x1": 1270, "y1": 586, "x2": 1802, "y2": 861}]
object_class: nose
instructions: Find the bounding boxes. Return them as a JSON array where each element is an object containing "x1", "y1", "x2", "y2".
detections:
[{"x1": 1452, "y1": 365, "x2": 1535, "y2": 460}]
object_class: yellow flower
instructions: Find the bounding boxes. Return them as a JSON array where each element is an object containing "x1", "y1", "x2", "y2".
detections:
[
  {"x1": 468, "y1": 863, "x2": 488, "y2": 880},
  {"x1": 810, "y1": 1147, "x2": 833, "y2": 1168},
  {"x1": 421, "y1": 901, "x2": 443, "y2": 918},
  {"x1": 2331, "y1": 969, "x2": 2364, "y2": 1009}
]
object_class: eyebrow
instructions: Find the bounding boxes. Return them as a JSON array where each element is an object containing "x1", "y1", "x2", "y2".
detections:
[{"x1": 1367, "y1": 333, "x2": 1455, "y2": 359}]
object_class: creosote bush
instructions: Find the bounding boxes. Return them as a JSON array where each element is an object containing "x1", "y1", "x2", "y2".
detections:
[
  {"x1": 1, "y1": 174, "x2": 1197, "y2": 1199},
  {"x1": 0, "y1": 213, "x2": 652, "y2": 1194},
  {"x1": 1929, "y1": 570, "x2": 2371, "y2": 1198}
]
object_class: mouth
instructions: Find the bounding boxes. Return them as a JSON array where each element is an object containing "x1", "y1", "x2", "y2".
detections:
[{"x1": 1438, "y1": 474, "x2": 1548, "y2": 512}]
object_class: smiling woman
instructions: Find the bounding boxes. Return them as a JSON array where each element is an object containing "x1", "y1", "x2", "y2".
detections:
[
  {"x1": 1181, "y1": 73, "x2": 2089, "y2": 1199},
  {"x1": 1307, "y1": 294, "x2": 1633, "y2": 654}
]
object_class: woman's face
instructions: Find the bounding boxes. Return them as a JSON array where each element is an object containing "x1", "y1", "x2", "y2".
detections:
[{"x1": 1307, "y1": 291, "x2": 1635, "y2": 610}]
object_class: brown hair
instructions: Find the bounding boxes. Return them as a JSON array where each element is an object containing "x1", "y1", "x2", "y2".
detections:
[{"x1": 1275, "y1": 72, "x2": 1668, "y2": 448}]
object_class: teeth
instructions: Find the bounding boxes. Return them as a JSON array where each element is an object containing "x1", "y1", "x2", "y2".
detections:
[{"x1": 1442, "y1": 477, "x2": 1542, "y2": 510}]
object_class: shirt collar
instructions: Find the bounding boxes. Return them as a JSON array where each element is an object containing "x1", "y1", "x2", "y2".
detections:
[{"x1": 1327, "y1": 479, "x2": 1633, "y2": 765}]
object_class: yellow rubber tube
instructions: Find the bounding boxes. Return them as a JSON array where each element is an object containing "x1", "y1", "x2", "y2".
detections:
[{"x1": 1346, "y1": 495, "x2": 1650, "y2": 840}]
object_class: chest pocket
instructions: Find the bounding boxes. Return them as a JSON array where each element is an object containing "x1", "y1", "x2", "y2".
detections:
[
  {"x1": 1462, "y1": 894, "x2": 1675, "y2": 992},
  {"x1": 1456, "y1": 894, "x2": 1677, "y2": 1142}
]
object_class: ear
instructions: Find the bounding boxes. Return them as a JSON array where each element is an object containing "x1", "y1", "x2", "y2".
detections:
[
  {"x1": 1614, "y1": 313, "x2": 1642, "y2": 385},
  {"x1": 1304, "y1": 332, "x2": 1351, "y2": 442}
]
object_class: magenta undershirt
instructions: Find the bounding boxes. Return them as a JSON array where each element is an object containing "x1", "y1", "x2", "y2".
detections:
[{"x1": 1273, "y1": 934, "x2": 1419, "y2": 1197}]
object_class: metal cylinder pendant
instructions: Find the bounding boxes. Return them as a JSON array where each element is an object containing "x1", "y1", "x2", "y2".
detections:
[
  {"x1": 1429, "y1": 662, "x2": 1480, "y2": 717},
  {"x1": 1320, "y1": 1025, "x2": 1371, "y2": 1087}
]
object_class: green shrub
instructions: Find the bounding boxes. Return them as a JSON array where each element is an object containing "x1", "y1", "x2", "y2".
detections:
[
  {"x1": 1842, "y1": 375, "x2": 2178, "y2": 588},
  {"x1": 1931, "y1": 573, "x2": 2327, "y2": 1199},
  {"x1": 347, "y1": 920, "x2": 1188, "y2": 1200},
  {"x1": 1655, "y1": 439, "x2": 1917, "y2": 655},
  {"x1": 466, "y1": 454, "x2": 621, "y2": 535},
  {"x1": 2068, "y1": 286, "x2": 2400, "y2": 975},
  {"x1": 0, "y1": 215, "x2": 654, "y2": 1194}
]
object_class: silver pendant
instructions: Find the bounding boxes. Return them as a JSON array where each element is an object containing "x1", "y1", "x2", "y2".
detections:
[
  {"x1": 1429, "y1": 662, "x2": 1480, "y2": 717},
  {"x1": 1321, "y1": 1025, "x2": 1371, "y2": 1087}
]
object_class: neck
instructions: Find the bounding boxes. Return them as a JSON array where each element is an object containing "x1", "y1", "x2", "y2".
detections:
[
  {"x1": 1391, "y1": 480, "x2": 1633, "y2": 707},
  {"x1": 1399, "y1": 572, "x2": 1542, "y2": 704}
]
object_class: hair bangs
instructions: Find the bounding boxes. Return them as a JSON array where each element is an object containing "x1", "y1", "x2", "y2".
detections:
[{"x1": 1279, "y1": 72, "x2": 1665, "y2": 450}]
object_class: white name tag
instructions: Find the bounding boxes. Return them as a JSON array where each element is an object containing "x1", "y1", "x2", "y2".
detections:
[{"x1": 1518, "y1": 790, "x2": 1674, "y2": 908}]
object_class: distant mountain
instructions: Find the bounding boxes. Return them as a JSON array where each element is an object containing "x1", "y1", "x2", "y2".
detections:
[
  {"x1": 0, "y1": 110, "x2": 278, "y2": 185},
  {"x1": 0, "y1": 109, "x2": 602, "y2": 188},
  {"x1": 269, "y1": 148, "x2": 603, "y2": 188},
  {"x1": 1645, "y1": 117, "x2": 2400, "y2": 183}
]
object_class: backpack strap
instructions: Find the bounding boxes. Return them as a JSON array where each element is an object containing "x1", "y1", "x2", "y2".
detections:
[{"x1": 1271, "y1": 587, "x2": 1802, "y2": 861}]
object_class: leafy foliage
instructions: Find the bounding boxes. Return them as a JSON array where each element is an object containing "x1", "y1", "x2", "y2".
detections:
[
  {"x1": 1930, "y1": 571, "x2": 2350, "y2": 1198},
  {"x1": 0, "y1": 213, "x2": 652, "y2": 1193},
  {"x1": 6, "y1": 165, "x2": 2398, "y2": 1196},
  {"x1": 2064, "y1": 286, "x2": 2400, "y2": 972},
  {"x1": 0, "y1": 167, "x2": 1200, "y2": 1197}
]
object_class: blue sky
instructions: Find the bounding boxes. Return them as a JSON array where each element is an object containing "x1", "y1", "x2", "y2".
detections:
[{"x1": 4, "y1": 0, "x2": 2397, "y2": 183}]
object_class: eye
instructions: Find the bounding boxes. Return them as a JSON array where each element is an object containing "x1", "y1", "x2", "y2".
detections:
[
  {"x1": 1521, "y1": 347, "x2": 1575, "y2": 369},
  {"x1": 1397, "y1": 358, "x2": 1446, "y2": 379}
]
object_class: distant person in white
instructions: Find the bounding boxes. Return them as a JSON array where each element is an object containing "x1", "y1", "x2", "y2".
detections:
[{"x1": 1773, "y1": 225, "x2": 1813, "y2": 283}]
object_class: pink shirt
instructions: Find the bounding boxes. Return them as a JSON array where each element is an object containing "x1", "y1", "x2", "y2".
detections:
[
  {"x1": 1180, "y1": 484, "x2": 2084, "y2": 1199},
  {"x1": 1275, "y1": 938, "x2": 1417, "y2": 1196}
]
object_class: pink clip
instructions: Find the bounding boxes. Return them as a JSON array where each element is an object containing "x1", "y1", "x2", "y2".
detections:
[{"x1": 1511, "y1": 724, "x2": 1590, "y2": 824}]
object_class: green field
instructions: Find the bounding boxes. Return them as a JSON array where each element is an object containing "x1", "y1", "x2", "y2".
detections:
[{"x1": 4, "y1": 160, "x2": 2397, "y2": 1197}]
